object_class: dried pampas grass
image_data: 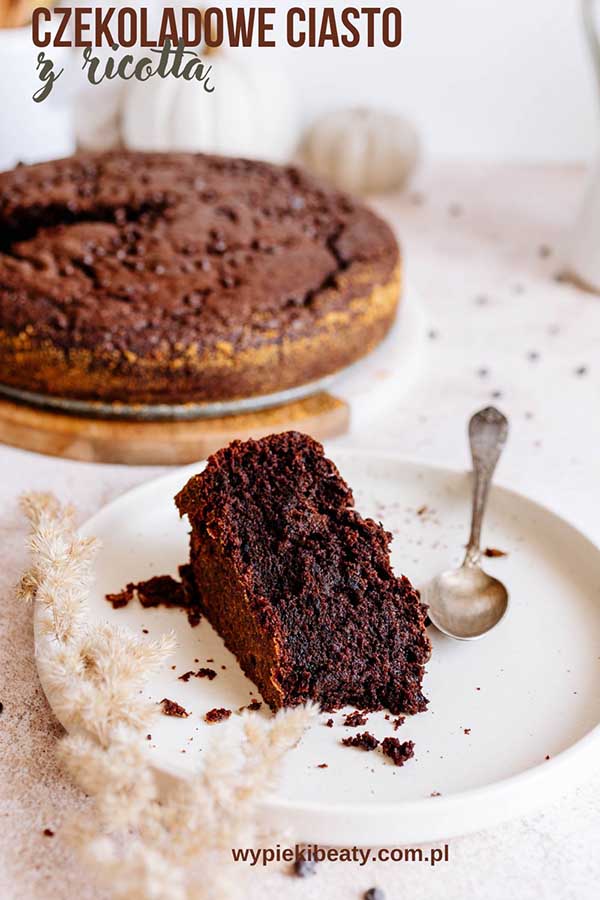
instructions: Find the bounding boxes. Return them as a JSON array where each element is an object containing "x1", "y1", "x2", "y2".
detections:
[{"x1": 20, "y1": 492, "x2": 316, "y2": 899}]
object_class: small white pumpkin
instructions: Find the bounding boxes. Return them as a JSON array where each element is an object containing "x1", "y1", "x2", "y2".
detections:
[
  {"x1": 122, "y1": 54, "x2": 298, "y2": 164},
  {"x1": 301, "y1": 107, "x2": 420, "y2": 195}
]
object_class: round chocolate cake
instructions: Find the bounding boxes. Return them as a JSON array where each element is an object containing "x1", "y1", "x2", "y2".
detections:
[{"x1": 0, "y1": 152, "x2": 401, "y2": 406}]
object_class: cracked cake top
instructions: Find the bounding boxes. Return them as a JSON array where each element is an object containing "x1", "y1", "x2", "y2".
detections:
[
  {"x1": 0, "y1": 152, "x2": 400, "y2": 404},
  {"x1": 0, "y1": 152, "x2": 398, "y2": 356}
]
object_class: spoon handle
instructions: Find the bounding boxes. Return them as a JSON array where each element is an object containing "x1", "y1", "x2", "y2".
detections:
[{"x1": 464, "y1": 406, "x2": 509, "y2": 566}]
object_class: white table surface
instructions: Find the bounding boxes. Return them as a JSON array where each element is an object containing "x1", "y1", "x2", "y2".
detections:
[{"x1": 1, "y1": 163, "x2": 599, "y2": 900}]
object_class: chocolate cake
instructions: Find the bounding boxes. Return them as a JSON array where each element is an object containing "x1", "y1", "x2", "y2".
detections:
[
  {"x1": 175, "y1": 432, "x2": 430, "y2": 713},
  {"x1": 0, "y1": 151, "x2": 400, "y2": 406}
]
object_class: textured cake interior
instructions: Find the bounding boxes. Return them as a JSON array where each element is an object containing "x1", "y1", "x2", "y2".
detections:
[{"x1": 175, "y1": 431, "x2": 430, "y2": 714}]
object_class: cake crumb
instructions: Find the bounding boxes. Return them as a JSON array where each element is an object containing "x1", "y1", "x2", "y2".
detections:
[
  {"x1": 205, "y1": 708, "x2": 232, "y2": 724},
  {"x1": 430, "y1": 791, "x2": 442, "y2": 797},
  {"x1": 42, "y1": 828, "x2": 54, "y2": 837},
  {"x1": 343, "y1": 710, "x2": 368, "y2": 728},
  {"x1": 381, "y1": 737, "x2": 415, "y2": 767},
  {"x1": 392, "y1": 715, "x2": 406, "y2": 731},
  {"x1": 484, "y1": 547, "x2": 507, "y2": 558},
  {"x1": 160, "y1": 698, "x2": 190, "y2": 718},
  {"x1": 463, "y1": 728, "x2": 471, "y2": 735},
  {"x1": 316, "y1": 763, "x2": 328, "y2": 769},
  {"x1": 324, "y1": 718, "x2": 334, "y2": 728},
  {"x1": 106, "y1": 584, "x2": 134, "y2": 609},
  {"x1": 342, "y1": 732, "x2": 379, "y2": 751},
  {"x1": 106, "y1": 569, "x2": 201, "y2": 627}
]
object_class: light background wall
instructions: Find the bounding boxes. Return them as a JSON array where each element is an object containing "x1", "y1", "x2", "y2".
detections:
[{"x1": 243, "y1": 0, "x2": 599, "y2": 162}]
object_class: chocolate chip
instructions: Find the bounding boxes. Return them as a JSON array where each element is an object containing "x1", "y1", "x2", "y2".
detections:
[{"x1": 293, "y1": 859, "x2": 317, "y2": 878}]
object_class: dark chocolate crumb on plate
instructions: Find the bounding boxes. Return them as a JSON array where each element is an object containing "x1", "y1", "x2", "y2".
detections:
[
  {"x1": 205, "y1": 707, "x2": 232, "y2": 724},
  {"x1": 484, "y1": 548, "x2": 508, "y2": 558},
  {"x1": 160, "y1": 698, "x2": 190, "y2": 718},
  {"x1": 364, "y1": 889, "x2": 385, "y2": 900},
  {"x1": 381, "y1": 737, "x2": 415, "y2": 767},
  {"x1": 393, "y1": 715, "x2": 406, "y2": 731},
  {"x1": 244, "y1": 700, "x2": 262, "y2": 711},
  {"x1": 317, "y1": 763, "x2": 328, "y2": 769},
  {"x1": 105, "y1": 568, "x2": 202, "y2": 627},
  {"x1": 342, "y1": 732, "x2": 379, "y2": 751},
  {"x1": 43, "y1": 829, "x2": 54, "y2": 837},
  {"x1": 293, "y1": 859, "x2": 317, "y2": 878},
  {"x1": 197, "y1": 668, "x2": 218, "y2": 680},
  {"x1": 464, "y1": 728, "x2": 471, "y2": 735},
  {"x1": 106, "y1": 584, "x2": 134, "y2": 609},
  {"x1": 324, "y1": 718, "x2": 334, "y2": 728},
  {"x1": 343, "y1": 710, "x2": 368, "y2": 728}
]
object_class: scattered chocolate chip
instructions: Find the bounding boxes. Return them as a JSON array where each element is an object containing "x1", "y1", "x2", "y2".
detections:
[
  {"x1": 381, "y1": 737, "x2": 415, "y2": 767},
  {"x1": 43, "y1": 829, "x2": 54, "y2": 837},
  {"x1": 160, "y1": 698, "x2": 190, "y2": 718},
  {"x1": 205, "y1": 707, "x2": 232, "y2": 724},
  {"x1": 317, "y1": 763, "x2": 328, "y2": 769},
  {"x1": 343, "y1": 710, "x2": 368, "y2": 728},
  {"x1": 364, "y1": 889, "x2": 385, "y2": 900},
  {"x1": 342, "y1": 732, "x2": 379, "y2": 751},
  {"x1": 293, "y1": 859, "x2": 317, "y2": 878},
  {"x1": 545, "y1": 755, "x2": 550, "y2": 760},
  {"x1": 464, "y1": 728, "x2": 471, "y2": 735},
  {"x1": 484, "y1": 547, "x2": 507, "y2": 558}
]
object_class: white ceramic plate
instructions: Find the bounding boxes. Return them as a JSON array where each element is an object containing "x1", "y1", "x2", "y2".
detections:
[{"x1": 35, "y1": 453, "x2": 600, "y2": 845}]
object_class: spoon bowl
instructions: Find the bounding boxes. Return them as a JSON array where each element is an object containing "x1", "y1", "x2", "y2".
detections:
[{"x1": 424, "y1": 565, "x2": 509, "y2": 640}]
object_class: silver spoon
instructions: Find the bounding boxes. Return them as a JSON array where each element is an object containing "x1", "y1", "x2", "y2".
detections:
[{"x1": 423, "y1": 406, "x2": 510, "y2": 640}]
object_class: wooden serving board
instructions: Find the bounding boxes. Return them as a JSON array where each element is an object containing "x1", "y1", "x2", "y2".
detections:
[{"x1": 0, "y1": 393, "x2": 350, "y2": 465}]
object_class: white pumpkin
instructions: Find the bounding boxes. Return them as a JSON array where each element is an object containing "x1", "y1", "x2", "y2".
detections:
[
  {"x1": 122, "y1": 54, "x2": 298, "y2": 164},
  {"x1": 301, "y1": 108, "x2": 420, "y2": 195}
]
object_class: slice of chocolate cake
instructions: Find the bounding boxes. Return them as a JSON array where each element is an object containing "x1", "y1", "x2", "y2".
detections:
[{"x1": 175, "y1": 432, "x2": 430, "y2": 714}]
